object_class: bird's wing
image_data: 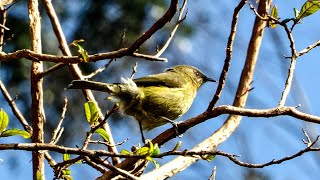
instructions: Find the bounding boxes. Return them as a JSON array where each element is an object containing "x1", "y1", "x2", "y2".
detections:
[{"x1": 133, "y1": 72, "x2": 185, "y2": 88}]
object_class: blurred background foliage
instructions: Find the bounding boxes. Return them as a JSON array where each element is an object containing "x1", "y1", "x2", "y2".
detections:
[{"x1": 1, "y1": 0, "x2": 320, "y2": 179}]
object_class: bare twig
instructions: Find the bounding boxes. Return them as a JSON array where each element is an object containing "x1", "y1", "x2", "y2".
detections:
[
  {"x1": 88, "y1": 138, "x2": 129, "y2": 147},
  {"x1": 40, "y1": 63, "x2": 65, "y2": 78},
  {"x1": 83, "y1": 156, "x2": 107, "y2": 174},
  {"x1": 0, "y1": 80, "x2": 32, "y2": 133},
  {"x1": 83, "y1": 60, "x2": 114, "y2": 79},
  {"x1": 130, "y1": 62, "x2": 138, "y2": 79},
  {"x1": 0, "y1": 6, "x2": 7, "y2": 50},
  {"x1": 155, "y1": 0, "x2": 188, "y2": 57},
  {"x1": 53, "y1": 156, "x2": 84, "y2": 178},
  {"x1": 209, "y1": 166, "x2": 217, "y2": 180},
  {"x1": 50, "y1": 97, "x2": 67, "y2": 144},
  {"x1": 296, "y1": 39, "x2": 320, "y2": 57},
  {"x1": 91, "y1": 157, "x2": 140, "y2": 180},
  {"x1": 82, "y1": 105, "x2": 119, "y2": 150},
  {"x1": 207, "y1": 0, "x2": 247, "y2": 110},
  {"x1": 278, "y1": 24, "x2": 297, "y2": 107}
]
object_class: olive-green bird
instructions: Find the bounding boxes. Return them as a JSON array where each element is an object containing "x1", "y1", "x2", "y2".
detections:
[{"x1": 68, "y1": 65, "x2": 215, "y2": 141}]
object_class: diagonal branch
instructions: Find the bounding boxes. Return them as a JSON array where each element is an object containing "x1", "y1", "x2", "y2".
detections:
[
  {"x1": 207, "y1": 0, "x2": 246, "y2": 110},
  {"x1": 0, "y1": 81, "x2": 32, "y2": 133}
]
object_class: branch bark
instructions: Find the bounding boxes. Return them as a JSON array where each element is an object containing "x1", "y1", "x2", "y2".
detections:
[{"x1": 28, "y1": 0, "x2": 45, "y2": 179}]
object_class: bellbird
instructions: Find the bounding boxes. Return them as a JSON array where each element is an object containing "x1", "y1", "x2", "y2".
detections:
[{"x1": 68, "y1": 65, "x2": 215, "y2": 140}]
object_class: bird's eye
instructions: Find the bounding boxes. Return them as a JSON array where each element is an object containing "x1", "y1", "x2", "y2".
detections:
[{"x1": 194, "y1": 71, "x2": 200, "y2": 77}]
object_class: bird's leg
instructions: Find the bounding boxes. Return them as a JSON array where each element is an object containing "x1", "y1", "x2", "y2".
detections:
[
  {"x1": 139, "y1": 121, "x2": 146, "y2": 143},
  {"x1": 160, "y1": 116, "x2": 183, "y2": 138}
]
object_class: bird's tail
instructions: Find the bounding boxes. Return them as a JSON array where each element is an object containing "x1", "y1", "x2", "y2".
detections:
[{"x1": 68, "y1": 80, "x2": 114, "y2": 93}]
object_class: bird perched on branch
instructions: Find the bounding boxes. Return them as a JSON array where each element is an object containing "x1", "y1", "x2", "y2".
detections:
[{"x1": 68, "y1": 65, "x2": 216, "y2": 142}]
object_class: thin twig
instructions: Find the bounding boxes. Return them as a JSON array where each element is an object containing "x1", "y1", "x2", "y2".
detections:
[
  {"x1": 0, "y1": 80, "x2": 32, "y2": 133},
  {"x1": 296, "y1": 39, "x2": 320, "y2": 57},
  {"x1": 207, "y1": 0, "x2": 247, "y2": 110},
  {"x1": 83, "y1": 156, "x2": 107, "y2": 174},
  {"x1": 89, "y1": 138, "x2": 129, "y2": 147},
  {"x1": 82, "y1": 105, "x2": 119, "y2": 150},
  {"x1": 83, "y1": 60, "x2": 114, "y2": 79},
  {"x1": 278, "y1": 24, "x2": 297, "y2": 107},
  {"x1": 50, "y1": 97, "x2": 68, "y2": 144},
  {"x1": 209, "y1": 166, "x2": 217, "y2": 180},
  {"x1": 155, "y1": 0, "x2": 188, "y2": 57},
  {"x1": 40, "y1": 63, "x2": 66, "y2": 78},
  {"x1": 130, "y1": 62, "x2": 138, "y2": 79},
  {"x1": 90, "y1": 157, "x2": 140, "y2": 180}
]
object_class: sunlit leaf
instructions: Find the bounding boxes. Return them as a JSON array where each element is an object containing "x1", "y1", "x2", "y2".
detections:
[
  {"x1": 70, "y1": 39, "x2": 89, "y2": 62},
  {"x1": 146, "y1": 156, "x2": 160, "y2": 168},
  {"x1": 120, "y1": 149, "x2": 132, "y2": 155},
  {"x1": 62, "y1": 169, "x2": 72, "y2": 175},
  {"x1": 202, "y1": 154, "x2": 216, "y2": 162},
  {"x1": 296, "y1": 0, "x2": 320, "y2": 21},
  {"x1": 84, "y1": 101, "x2": 99, "y2": 125},
  {"x1": 151, "y1": 143, "x2": 160, "y2": 156},
  {"x1": 36, "y1": 171, "x2": 44, "y2": 180},
  {"x1": 63, "y1": 153, "x2": 71, "y2": 161},
  {"x1": 269, "y1": 5, "x2": 278, "y2": 28},
  {"x1": 135, "y1": 147, "x2": 150, "y2": 156},
  {"x1": 1, "y1": 128, "x2": 31, "y2": 138},
  {"x1": 94, "y1": 128, "x2": 110, "y2": 142},
  {"x1": 294, "y1": 8, "x2": 300, "y2": 18},
  {"x1": 0, "y1": 109, "x2": 9, "y2": 132}
]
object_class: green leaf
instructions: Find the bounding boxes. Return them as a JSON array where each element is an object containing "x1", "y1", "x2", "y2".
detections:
[
  {"x1": 84, "y1": 101, "x2": 99, "y2": 125},
  {"x1": 202, "y1": 154, "x2": 216, "y2": 162},
  {"x1": 94, "y1": 128, "x2": 110, "y2": 142},
  {"x1": 63, "y1": 153, "x2": 71, "y2": 161},
  {"x1": 269, "y1": 5, "x2": 278, "y2": 28},
  {"x1": 146, "y1": 140, "x2": 154, "y2": 155},
  {"x1": 296, "y1": 0, "x2": 320, "y2": 21},
  {"x1": 0, "y1": 109, "x2": 9, "y2": 132},
  {"x1": 146, "y1": 156, "x2": 160, "y2": 168},
  {"x1": 151, "y1": 143, "x2": 160, "y2": 156},
  {"x1": 62, "y1": 169, "x2": 72, "y2": 175},
  {"x1": 36, "y1": 171, "x2": 44, "y2": 180},
  {"x1": 1, "y1": 128, "x2": 31, "y2": 138},
  {"x1": 294, "y1": 8, "x2": 300, "y2": 18},
  {"x1": 120, "y1": 149, "x2": 132, "y2": 155},
  {"x1": 62, "y1": 175, "x2": 73, "y2": 180},
  {"x1": 70, "y1": 40, "x2": 89, "y2": 62},
  {"x1": 135, "y1": 147, "x2": 150, "y2": 156}
]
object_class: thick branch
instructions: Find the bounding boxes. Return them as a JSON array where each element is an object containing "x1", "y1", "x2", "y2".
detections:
[{"x1": 28, "y1": 0, "x2": 45, "y2": 179}]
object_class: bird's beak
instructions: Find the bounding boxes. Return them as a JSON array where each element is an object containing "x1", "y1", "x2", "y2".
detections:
[{"x1": 204, "y1": 76, "x2": 216, "y2": 83}]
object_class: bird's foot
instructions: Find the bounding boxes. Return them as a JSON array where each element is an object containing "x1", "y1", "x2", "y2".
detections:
[{"x1": 160, "y1": 116, "x2": 183, "y2": 138}]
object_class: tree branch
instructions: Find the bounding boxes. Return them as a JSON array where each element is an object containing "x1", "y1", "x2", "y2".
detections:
[
  {"x1": 207, "y1": 0, "x2": 246, "y2": 110},
  {"x1": 28, "y1": 0, "x2": 45, "y2": 179}
]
